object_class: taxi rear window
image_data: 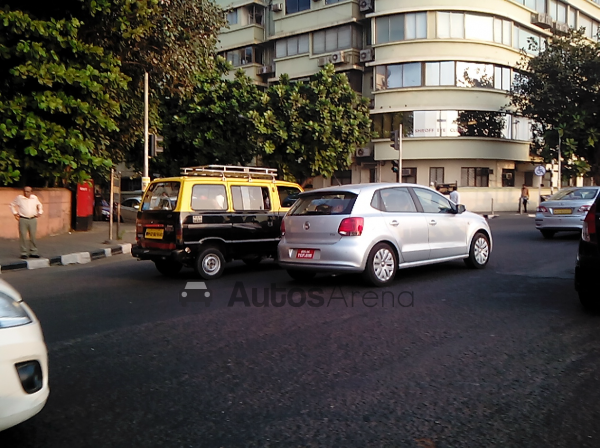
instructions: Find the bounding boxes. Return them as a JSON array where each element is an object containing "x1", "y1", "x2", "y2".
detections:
[{"x1": 142, "y1": 182, "x2": 180, "y2": 211}]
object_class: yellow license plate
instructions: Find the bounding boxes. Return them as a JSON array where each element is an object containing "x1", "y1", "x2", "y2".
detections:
[
  {"x1": 145, "y1": 229, "x2": 164, "y2": 239},
  {"x1": 553, "y1": 208, "x2": 572, "y2": 215}
]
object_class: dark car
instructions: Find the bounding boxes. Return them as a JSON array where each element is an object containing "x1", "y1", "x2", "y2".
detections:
[{"x1": 574, "y1": 195, "x2": 600, "y2": 309}]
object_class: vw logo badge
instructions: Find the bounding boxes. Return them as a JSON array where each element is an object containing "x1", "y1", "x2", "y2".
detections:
[{"x1": 304, "y1": 221, "x2": 310, "y2": 230}]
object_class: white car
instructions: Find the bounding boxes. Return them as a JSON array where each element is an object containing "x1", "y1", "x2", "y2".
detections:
[{"x1": 0, "y1": 279, "x2": 49, "y2": 431}]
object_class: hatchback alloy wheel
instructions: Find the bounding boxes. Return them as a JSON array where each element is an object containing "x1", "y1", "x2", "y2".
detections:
[
  {"x1": 364, "y1": 243, "x2": 397, "y2": 286},
  {"x1": 465, "y1": 232, "x2": 490, "y2": 269}
]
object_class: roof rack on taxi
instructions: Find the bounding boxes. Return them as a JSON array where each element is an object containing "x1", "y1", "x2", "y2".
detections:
[{"x1": 180, "y1": 165, "x2": 278, "y2": 181}]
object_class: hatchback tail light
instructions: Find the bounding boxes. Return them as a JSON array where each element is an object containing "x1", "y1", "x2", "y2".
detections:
[
  {"x1": 537, "y1": 206, "x2": 548, "y2": 213},
  {"x1": 280, "y1": 219, "x2": 286, "y2": 236},
  {"x1": 338, "y1": 217, "x2": 364, "y2": 236},
  {"x1": 582, "y1": 203, "x2": 597, "y2": 242}
]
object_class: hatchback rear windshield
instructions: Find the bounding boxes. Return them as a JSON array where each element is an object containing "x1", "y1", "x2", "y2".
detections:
[
  {"x1": 142, "y1": 182, "x2": 180, "y2": 211},
  {"x1": 549, "y1": 188, "x2": 599, "y2": 201},
  {"x1": 289, "y1": 192, "x2": 357, "y2": 215}
]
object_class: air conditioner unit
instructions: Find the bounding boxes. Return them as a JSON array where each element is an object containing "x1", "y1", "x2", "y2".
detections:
[
  {"x1": 356, "y1": 147, "x2": 372, "y2": 157},
  {"x1": 359, "y1": 48, "x2": 374, "y2": 63},
  {"x1": 330, "y1": 51, "x2": 347, "y2": 65},
  {"x1": 257, "y1": 65, "x2": 274, "y2": 75},
  {"x1": 359, "y1": 0, "x2": 374, "y2": 13},
  {"x1": 531, "y1": 12, "x2": 552, "y2": 29},
  {"x1": 271, "y1": 3, "x2": 283, "y2": 12},
  {"x1": 553, "y1": 22, "x2": 569, "y2": 35},
  {"x1": 317, "y1": 56, "x2": 330, "y2": 67},
  {"x1": 401, "y1": 168, "x2": 412, "y2": 176}
]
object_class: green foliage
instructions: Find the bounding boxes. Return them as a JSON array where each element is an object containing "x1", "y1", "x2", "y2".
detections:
[
  {"x1": 156, "y1": 59, "x2": 261, "y2": 176},
  {"x1": 0, "y1": 8, "x2": 128, "y2": 185},
  {"x1": 512, "y1": 29, "x2": 600, "y2": 184},
  {"x1": 250, "y1": 64, "x2": 374, "y2": 184}
]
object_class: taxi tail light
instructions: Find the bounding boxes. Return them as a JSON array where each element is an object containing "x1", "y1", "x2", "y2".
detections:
[
  {"x1": 338, "y1": 217, "x2": 364, "y2": 236},
  {"x1": 582, "y1": 203, "x2": 597, "y2": 243},
  {"x1": 280, "y1": 219, "x2": 286, "y2": 236},
  {"x1": 176, "y1": 226, "x2": 183, "y2": 244},
  {"x1": 537, "y1": 205, "x2": 548, "y2": 213},
  {"x1": 578, "y1": 205, "x2": 592, "y2": 213}
]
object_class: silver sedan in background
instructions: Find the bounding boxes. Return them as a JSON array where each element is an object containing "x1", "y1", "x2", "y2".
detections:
[
  {"x1": 278, "y1": 183, "x2": 493, "y2": 286},
  {"x1": 535, "y1": 187, "x2": 600, "y2": 239}
]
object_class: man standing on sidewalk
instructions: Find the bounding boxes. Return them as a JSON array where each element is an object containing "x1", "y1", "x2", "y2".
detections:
[
  {"x1": 520, "y1": 184, "x2": 530, "y2": 214},
  {"x1": 9, "y1": 186, "x2": 43, "y2": 259}
]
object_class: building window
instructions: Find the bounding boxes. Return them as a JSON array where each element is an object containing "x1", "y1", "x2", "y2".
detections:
[
  {"x1": 312, "y1": 25, "x2": 360, "y2": 55},
  {"x1": 275, "y1": 34, "x2": 309, "y2": 58},
  {"x1": 333, "y1": 170, "x2": 352, "y2": 185},
  {"x1": 226, "y1": 47, "x2": 261, "y2": 66},
  {"x1": 513, "y1": 26, "x2": 542, "y2": 55},
  {"x1": 425, "y1": 61, "x2": 455, "y2": 86},
  {"x1": 502, "y1": 168, "x2": 515, "y2": 187},
  {"x1": 372, "y1": 110, "x2": 531, "y2": 141},
  {"x1": 402, "y1": 168, "x2": 417, "y2": 184},
  {"x1": 247, "y1": 5, "x2": 264, "y2": 25},
  {"x1": 286, "y1": 0, "x2": 310, "y2": 15},
  {"x1": 524, "y1": 171, "x2": 534, "y2": 187},
  {"x1": 430, "y1": 167, "x2": 444, "y2": 185},
  {"x1": 461, "y1": 168, "x2": 489, "y2": 187},
  {"x1": 370, "y1": 168, "x2": 376, "y2": 183},
  {"x1": 375, "y1": 60, "x2": 513, "y2": 91},
  {"x1": 376, "y1": 12, "x2": 427, "y2": 44},
  {"x1": 226, "y1": 9, "x2": 238, "y2": 25},
  {"x1": 375, "y1": 63, "x2": 422, "y2": 89}
]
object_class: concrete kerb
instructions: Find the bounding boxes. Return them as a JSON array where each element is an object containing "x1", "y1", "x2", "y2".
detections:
[{"x1": 0, "y1": 243, "x2": 133, "y2": 274}]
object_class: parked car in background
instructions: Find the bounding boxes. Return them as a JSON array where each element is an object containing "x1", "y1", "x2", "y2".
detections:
[
  {"x1": 120, "y1": 196, "x2": 142, "y2": 223},
  {"x1": 575, "y1": 194, "x2": 600, "y2": 310},
  {"x1": 278, "y1": 183, "x2": 493, "y2": 286},
  {"x1": 535, "y1": 187, "x2": 600, "y2": 239},
  {"x1": 0, "y1": 279, "x2": 49, "y2": 431}
]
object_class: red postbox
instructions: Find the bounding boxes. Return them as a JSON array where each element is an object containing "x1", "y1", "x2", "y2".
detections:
[{"x1": 72, "y1": 182, "x2": 94, "y2": 231}]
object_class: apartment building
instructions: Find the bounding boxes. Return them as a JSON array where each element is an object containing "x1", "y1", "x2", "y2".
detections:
[{"x1": 215, "y1": 0, "x2": 600, "y2": 211}]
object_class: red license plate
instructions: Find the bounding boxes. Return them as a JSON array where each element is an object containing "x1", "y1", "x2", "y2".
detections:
[{"x1": 296, "y1": 249, "x2": 315, "y2": 259}]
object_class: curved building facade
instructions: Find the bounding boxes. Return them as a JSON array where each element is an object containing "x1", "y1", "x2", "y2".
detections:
[{"x1": 216, "y1": 0, "x2": 600, "y2": 210}]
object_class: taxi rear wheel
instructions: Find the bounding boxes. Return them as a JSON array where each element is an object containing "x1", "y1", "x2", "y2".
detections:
[
  {"x1": 195, "y1": 247, "x2": 225, "y2": 280},
  {"x1": 154, "y1": 260, "x2": 182, "y2": 277}
]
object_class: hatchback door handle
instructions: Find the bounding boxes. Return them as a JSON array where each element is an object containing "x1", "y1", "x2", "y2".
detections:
[
  {"x1": 429, "y1": 220, "x2": 437, "y2": 226},
  {"x1": 390, "y1": 220, "x2": 399, "y2": 226}
]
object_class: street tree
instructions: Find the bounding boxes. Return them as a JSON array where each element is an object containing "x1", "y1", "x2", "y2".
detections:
[
  {"x1": 248, "y1": 64, "x2": 374, "y2": 185},
  {"x1": 2, "y1": 0, "x2": 227, "y2": 180},
  {"x1": 511, "y1": 29, "x2": 600, "y2": 185},
  {"x1": 156, "y1": 61, "x2": 261, "y2": 176},
  {"x1": 0, "y1": 8, "x2": 128, "y2": 186}
]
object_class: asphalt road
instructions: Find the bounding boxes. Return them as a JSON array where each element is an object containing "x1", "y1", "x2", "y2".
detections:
[{"x1": 2, "y1": 215, "x2": 599, "y2": 448}]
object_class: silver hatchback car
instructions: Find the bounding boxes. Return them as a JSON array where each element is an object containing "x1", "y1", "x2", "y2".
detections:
[
  {"x1": 535, "y1": 187, "x2": 600, "y2": 239},
  {"x1": 278, "y1": 183, "x2": 493, "y2": 286}
]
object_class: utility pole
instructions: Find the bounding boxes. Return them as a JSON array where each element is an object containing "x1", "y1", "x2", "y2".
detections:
[
  {"x1": 557, "y1": 133, "x2": 562, "y2": 191},
  {"x1": 142, "y1": 72, "x2": 150, "y2": 191}
]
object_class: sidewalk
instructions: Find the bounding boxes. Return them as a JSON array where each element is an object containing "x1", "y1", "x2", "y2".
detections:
[{"x1": 0, "y1": 221, "x2": 136, "y2": 273}]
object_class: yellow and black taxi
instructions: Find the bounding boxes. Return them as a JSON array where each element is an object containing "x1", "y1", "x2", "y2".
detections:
[{"x1": 131, "y1": 165, "x2": 303, "y2": 279}]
